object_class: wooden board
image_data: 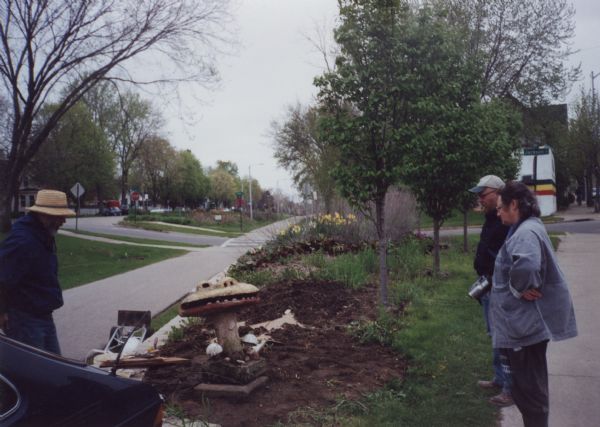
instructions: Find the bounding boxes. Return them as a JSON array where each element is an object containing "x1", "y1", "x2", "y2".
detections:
[{"x1": 99, "y1": 356, "x2": 189, "y2": 368}]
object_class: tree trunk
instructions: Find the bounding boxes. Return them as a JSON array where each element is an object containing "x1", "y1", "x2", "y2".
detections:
[
  {"x1": 433, "y1": 218, "x2": 441, "y2": 276},
  {"x1": 463, "y1": 210, "x2": 468, "y2": 253},
  {"x1": 121, "y1": 169, "x2": 129, "y2": 205},
  {"x1": 0, "y1": 168, "x2": 22, "y2": 232},
  {"x1": 375, "y1": 195, "x2": 388, "y2": 306},
  {"x1": 595, "y1": 167, "x2": 600, "y2": 213}
]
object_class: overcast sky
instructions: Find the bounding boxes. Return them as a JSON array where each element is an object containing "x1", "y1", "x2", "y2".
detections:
[{"x1": 162, "y1": 0, "x2": 600, "y2": 199}]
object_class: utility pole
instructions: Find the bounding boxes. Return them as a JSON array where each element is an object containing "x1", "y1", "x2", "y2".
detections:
[
  {"x1": 592, "y1": 71, "x2": 600, "y2": 212},
  {"x1": 248, "y1": 163, "x2": 263, "y2": 221},
  {"x1": 249, "y1": 165, "x2": 253, "y2": 221}
]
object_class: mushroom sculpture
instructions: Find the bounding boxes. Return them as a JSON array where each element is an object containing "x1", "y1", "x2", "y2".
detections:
[{"x1": 179, "y1": 277, "x2": 260, "y2": 356}]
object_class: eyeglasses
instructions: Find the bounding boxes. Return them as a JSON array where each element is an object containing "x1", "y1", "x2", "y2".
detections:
[{"x1": 478, "y1": 190, "x2": 495, "y2": 199}]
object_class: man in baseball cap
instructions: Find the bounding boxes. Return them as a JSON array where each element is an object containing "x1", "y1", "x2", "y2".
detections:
[
  {"x1": 0, "y1": 189, "x2": 75, "y2": 354},
  {"x1": 468, "y1": 176, "x2": 514, "y2": 407}
]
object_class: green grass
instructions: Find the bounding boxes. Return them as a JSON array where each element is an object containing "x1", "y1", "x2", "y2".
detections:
[
  {"x1": 125, "y1": 212, "x2": 288, "y2": 234},
  {"x1": 151, "y1": 299, "x2": 184, "y2": 332},
  {"x1": 419, "y1": 209, "x2": 564, "y2": 229},
  {"x1": 69, "y1": 229, "x2": 209, "y2": 248},
  {"x1": 56, "y1": 234, "x2": 187, "y2": 290},
  {"x1": 324, "y1": 234, "x2": 499, "y2": 426},
  {"x1": 122, "y1": 220, "x2": 244, "y2": 238},
  {"x1": 418, "y1": 209, "x2": 484, "y2": 229},
  {"x1": 315, "y1": 248, "x2": 378, "y2": 288}
]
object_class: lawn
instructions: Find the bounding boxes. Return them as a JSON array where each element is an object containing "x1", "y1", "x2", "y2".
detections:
[
  {"x1": 122, "y1": 220, "x2": 243, "y2": 238},
  {"x1": 69, "y1": 229, "x2": 209, "y2": 248},
  {"x1": 419, "y1": 209, "x2": 564, "y2": 229},
  {"x1": 123, "y1": 212, "x2": 289, "y2": 236},
  {"x1": 0, "y1": 232, "x2": 187, "y2": 290},
  {"x1": 56, "y1": 235, "x2": 187, "y2": 290}
]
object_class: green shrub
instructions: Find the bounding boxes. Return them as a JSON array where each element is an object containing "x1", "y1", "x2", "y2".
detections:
[
  {"x1": 318, "y1": 252, "x2": 371, "y2": 288},
  {"x1": 387, "y1": 237, "x2": 429, "y2": 280}
]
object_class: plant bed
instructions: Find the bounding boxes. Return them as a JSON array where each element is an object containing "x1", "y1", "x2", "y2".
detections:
[
  {"x1": 230, "y1": 237, "x2": 371, "y2": 274},
  {"x1": 143, "y1": 279, "x2": 407, "y2": 426}
]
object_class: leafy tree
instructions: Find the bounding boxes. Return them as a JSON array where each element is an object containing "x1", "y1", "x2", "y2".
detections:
[
  {"x1": 30, "y1": 102, "x2": 116, "y2": 203},
  {"x1": 208, "y1": 168, "x2": 237, "y2": 208},
  {"x1": 405, "y1": 99, "x2": 522, "y2": 273},
  {"x1": 216, "y1": 160, "x2": 239, "y2": 178},
  {"x1": 178, "y1": 150, "x2": 210, "y2": 208},
  {"x1": 0, "y1": 0, "x2": 232, "y2": 231},
  {"x1": 109, "y1": 91, "x2": 163, "y2": 204},
  {"x1": 130, "y1": 136, "x2": 178, "y2": 205},
  {"x1": 315, "y1": 0, "x2": 430, "y2": 305},
  {"x1": 568, "y1": 89, "x2": 600, "y2": 211},
  {"x1": 271, "y1": 103, "x2": 339, "y2": 213}
]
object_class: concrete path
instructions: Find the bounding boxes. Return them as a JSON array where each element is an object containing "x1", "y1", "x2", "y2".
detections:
[
  {"x1": 501, "y1": 232, "x2": 600, "y2": 427},
  {"x1": 55, "y1": 217, "x2": 300, "y2": 360}
]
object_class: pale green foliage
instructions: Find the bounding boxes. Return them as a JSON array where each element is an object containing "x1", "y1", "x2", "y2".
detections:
[
  {"x1": 31, "y1": 102, "x2": 116, "y2": 201},
  {"x1": 271, "y1": 103, "x2": 340, "y2": 212},
  {"x1": 177, "y1": 150, "x2": 210, "y2": 207},
  {"x1": 208, "y1": 168, "x2": 237, "y2": 207}
]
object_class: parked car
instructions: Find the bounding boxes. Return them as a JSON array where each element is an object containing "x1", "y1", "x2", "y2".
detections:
[
  {"x1": 149, "y1": 208, "x2": 169, "y2": 213},
  {"x1": 120, "y1": 204, "x2": 129, "y2": 215},
  {"x1": 102, "y1": 206, "x2": 121, "y2": 216},
  {"x1": 0, "y1": 334, "x2": 164, "y2": 426}
]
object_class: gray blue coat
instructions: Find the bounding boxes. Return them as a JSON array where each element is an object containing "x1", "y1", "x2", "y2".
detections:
[{"x1": 490, "y1": 217, "x2": 577, "y2": 349}]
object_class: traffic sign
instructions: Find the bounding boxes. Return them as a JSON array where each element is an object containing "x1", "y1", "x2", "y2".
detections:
[
  {"x1": 70, "y1": 182, "x2": 85, "y2": 198},
  {"x1": 235, "y1": 191, "x2": 244, "y2": 198},
  {"x1": 131, "y1": 191, "x2": 141, "y2": 202}
]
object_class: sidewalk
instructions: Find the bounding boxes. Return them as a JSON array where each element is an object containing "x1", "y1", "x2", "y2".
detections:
[
  {"x1": 501, "y1": 232, "x2": 600, "y2": 426},
  {"x1": 55, "y1": 217, "x2": 299, "y2": 360},
  {"x1": 555, "y1": 203, "x2": 600, "y2": 222}
]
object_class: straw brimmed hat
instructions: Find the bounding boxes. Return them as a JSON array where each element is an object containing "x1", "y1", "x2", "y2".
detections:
[{"x1": 27, "y1": 189, "x2": 76, "y2": 217}]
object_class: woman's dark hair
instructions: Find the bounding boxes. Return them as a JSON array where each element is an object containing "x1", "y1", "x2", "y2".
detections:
[{"x1": 498, "y1": 180, "x2": 541, "y2": 219}]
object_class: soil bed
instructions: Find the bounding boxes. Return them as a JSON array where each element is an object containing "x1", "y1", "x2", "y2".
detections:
[{"x1": 144, "y1": 279, "x2": 406, "y2": 427}]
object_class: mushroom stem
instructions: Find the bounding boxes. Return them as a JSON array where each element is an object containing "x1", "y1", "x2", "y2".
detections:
[{"x1": 212, "y1": 311, "x2": 243, "y2": 355}]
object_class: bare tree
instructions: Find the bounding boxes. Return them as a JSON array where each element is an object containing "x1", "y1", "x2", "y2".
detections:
[
  {"x1": 0, "y1": 0, "x2": 231, "y2": 230},
  {"x1": 111, "y1": 91, "x2": 163, "y2": 204},
  {"x1": 271, "y1": 103, "x2": 339, "y2": 213},
  {"x1": 439, "y1": 0, "x2": 579, "y2": 104}
]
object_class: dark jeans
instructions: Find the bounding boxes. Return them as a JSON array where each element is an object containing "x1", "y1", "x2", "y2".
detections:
[
  {"x1": 501, "y1": 341, "x2": 549, "y2": 427},
  {"x1": 6, "y1": 308, "x2": 61, "y2": 355}
]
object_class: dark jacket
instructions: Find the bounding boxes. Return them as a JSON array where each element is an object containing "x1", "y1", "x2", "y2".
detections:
[
  {"x1": 474, "y1": 210, "x2": 509, "y2": 278},
  {"x1": 0, "y1": 214, "x2": 63, "y2": 316}
]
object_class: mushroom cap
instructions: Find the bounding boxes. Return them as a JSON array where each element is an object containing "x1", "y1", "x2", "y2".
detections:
[
  {"x1": 179, "y1": 277, "x2": 260, "y2": 317},
  {"x1": 241, "y1": 333, "x2": 259, "y2": 345},
  {"x1": 206, "y1": 342, "x2": 223, "y2": 357}
]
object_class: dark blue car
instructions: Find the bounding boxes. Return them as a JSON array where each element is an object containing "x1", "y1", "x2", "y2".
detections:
[{"x1": 0, "y1": 334, "x2": 164, "y2": 426}]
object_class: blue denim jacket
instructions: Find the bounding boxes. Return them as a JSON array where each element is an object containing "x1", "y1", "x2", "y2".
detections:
[
  {"x1": 490, "y1": 217, "x2": 577, "y2": 349},
  {"x1": 0, "y1": 214, "x2": 63, "y2": 316}
]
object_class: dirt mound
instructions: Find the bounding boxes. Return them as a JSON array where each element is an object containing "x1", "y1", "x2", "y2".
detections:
[{"x1": 144, "y1": 279, "x2": 406, "y2": 427}]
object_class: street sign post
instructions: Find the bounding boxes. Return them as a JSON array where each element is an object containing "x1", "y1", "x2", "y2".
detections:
[
  {"x1": 131, "y1": 191, "x2": 141, "y2": 220},
  {"x1": 70, "y1": 182, "x2": 85, "y2": 231},
  {"x1": 236, "y1": 191, "x2": 244, "y2": 231}
]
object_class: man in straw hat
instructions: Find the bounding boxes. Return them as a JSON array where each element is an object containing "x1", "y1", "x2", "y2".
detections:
[{"x1": 0, "y1": 189, "x2": 75, "y2": 354}]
